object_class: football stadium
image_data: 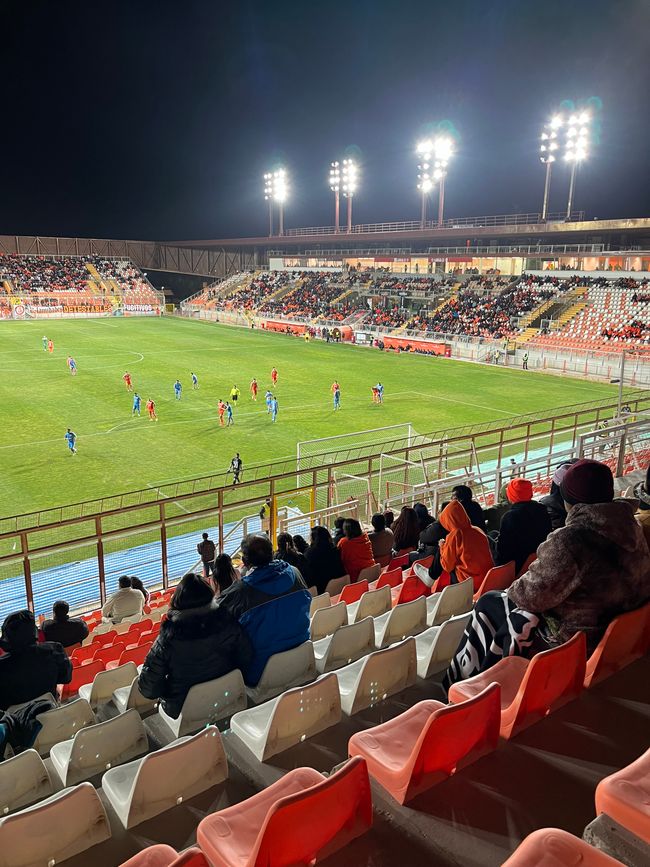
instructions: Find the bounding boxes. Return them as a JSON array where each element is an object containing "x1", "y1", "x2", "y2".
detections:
[{"x1": 1, "y1": 4, "x2": 649, "y2": 866}]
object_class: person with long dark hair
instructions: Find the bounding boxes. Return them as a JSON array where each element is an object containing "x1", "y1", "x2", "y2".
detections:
[
  {"x1": 274, "y1": 532, "x2": 311, "y2": 583},
  {"x1": 305, "y1": 525, "x2": 346, "y2": 594},
  {"x1": 391, "y1": 506, "x2": 421, "y2": 553},
  {"x1": 212, "y1": 553, "x2": 238, "y2": 595}
]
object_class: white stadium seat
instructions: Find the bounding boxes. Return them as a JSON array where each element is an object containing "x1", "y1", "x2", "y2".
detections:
[
  {"x1": 335, "y1": 638, "x2": 417, "y2": 715},
  {"x1": 373, "y1": 596, "x2": 428, "y2": 648},
  {"x1": 310, "y1": 600, "x2": 347, "y2": 641},
  {"x1": 324, "y1": 575, "x2": 350, "y2": 596},
  {"x1": 113, "y1": 676, "x2": 158, "y2": 715},
  {"x1": 79, "y1": 660, "x2": 139, "y2": 709},
  {"x1": 102, "y1": 726, "x2": 228, "y2": 829},
  {"x1": 313, "y1": 617, "x2": 375, "y2": 674},
  {"x1": 425, "y1": 580, "x2": 474, "y2": 627},
  {"x1": 158, "y1": 669, "x2": 247, "y2": 738},
  {"x1": 346, "y1": 585, "x2": 392, "y2": 623},
  {"x1": 246, "y1": 641, "x2": 316, "y2": 705},
  {"x1": 0, "y1": 749, "x2": 52, "y2": 815},
  {"x1": 309, "y1": 592, "x2": 331, "y2": 617},
  {"x1": 415, "y1": 613, "x2": 472, "y2": 679},
  {"x1": 32, "y1": 698, "x2": 96, "y2": 757},
  {"x1": 230, "y1": 673, "x2": 342, "y2": 761}
]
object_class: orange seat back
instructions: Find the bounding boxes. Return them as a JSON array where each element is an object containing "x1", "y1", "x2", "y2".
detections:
[
  {"x1": 61, "y1": 659, "x2": 104, "y2": 699},
  {"x1": 92, "y1": 629, "x2": 117, "y2": 647},
  {"x1": 71, "y1": 644, "x2": 98, "y2": 665},
  {"x1": 473, "y1": 562, "x2": 516, "y2": 601},
  {"x1": 94, "y1": 641, "x2": 125, "y2": 666},
  {"x1": 376, "y1": 568, "x2": 402, "y2": 590},
  {"x1": 394, "y1": 575, "x2": 429, "y2": 605},
  {"x1": 339, "y1": 580, "x2": 369, "y2": 605},
  {"x1": 118, "y1": 641, "x2": 152, "y2": 668},
  {"x1": 584, "y1": 603, "x2": 650, "y2": 687},
  {"x1": 388, "y1": 553, "x2": 409, "y2": 571},
  {"x1": 170, "y1": 849, "x2": 210, "y2": 866}
]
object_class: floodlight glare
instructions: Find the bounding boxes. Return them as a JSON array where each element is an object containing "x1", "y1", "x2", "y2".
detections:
[{"x1": 263, "y1": 167, "x2": 289, "y2": 236}]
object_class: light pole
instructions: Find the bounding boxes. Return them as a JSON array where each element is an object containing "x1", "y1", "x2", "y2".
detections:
[
  {"x1": 341, "y1": 159, "x2": 357, "y2": 233},
  {"x1": 564, "y1": 112, "x2": 589, "y2": 220},
  {"x1": 416, "y1": 140, "x2": 433, "y2": 229},
  {"x1": 263, "y1": 168, "x2": 289, "y2": 237},
  {"x1": 432, "y1": 136, "x2": 453, "y2": 227},
  {"x1": 539, "y1": 114, "x2": 562, "y2": 221},
  {"x1": 329, "y1": 162, "x2": 340, "y2": 232}
]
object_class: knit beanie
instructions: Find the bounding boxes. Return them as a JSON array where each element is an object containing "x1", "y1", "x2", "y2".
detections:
[
  {"x1": 552, "y1": 458, "x2": 579, "y2": 487},
  {"x1": 506, "y1": 478, "x2": 533, "y2": 503},
  {"x1": 560, "y1": 459, "x2": 614, "y2": 505}
]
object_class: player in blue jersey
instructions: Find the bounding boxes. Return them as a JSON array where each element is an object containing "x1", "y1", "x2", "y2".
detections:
[
  {"x1": 174, "y1": 379, "x2": 182, "y2": 400},
  {"x1": 375, "y1": 382, "x2": 384, "y2": 404},
  {"x1": 65, "y1": 428, "x2": 77, "y2": 454},
  {"x1": 42, "y1": 335, "x2": 48, "y2": 351},
  {"x1": 132, "y1": 392, "x2": 141, "y2": 416},
  {"x1": 226, "y1": 401, "x2": 234, "y2": 426},
  {"x1": 67, "y1": 356, "x2": 77, "y2": 376},
  {"x1": 265, "y1": 390, "x2": 273, "y2": 414},
  {"x1": 271, "y1": 396, "x2": 279, "y2": 423},
  {"x1": 191, "y1": 372, "x2": 199, "y2": 389}
]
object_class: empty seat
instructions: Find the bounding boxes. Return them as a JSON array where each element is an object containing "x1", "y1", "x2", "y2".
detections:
[
  {"x1": 310, "y1": 601, "x2": 347, "y2": 641},
  {"x1": 309, "y1": 592, "x2": 331, "y2": 617},
  {"x1": 387, "y1": 553, "x2": 410, "y2": 571},
  {"x1": 595, "y1": 746, "x2": 650, "y2": 845},
  {"x1": 502, "y1": 828, "x2": 623, "y2": 866},
  {"x1": 246, "y1": 641, "x2": 316, "y2": 705},
  {"x1": 357, "y1": 564, "x2": 381, "y2": 583},
  {"x1": 231, "y1": 673, "x2": 342, "y2": 761},
  {"x1": 168, "y1": 850, "x2": 210, "y2": 866},
  {"x1": 335, "y1": 638, "x2": 417, "y2": 715},
  {"x1": 473, "y1": 561, "x2": 516, "y2": 601},
  {"x1": 61, "y1": 658, "x2": 104, "y2": 699},
  {"x1": 50, "y1": 708, "x2": 148, "y2": 786},
  {"x1": 103, "y1": 726, "x2": 228, "y2": 829},
  {"x1": 392, "y1": 575, "x2": 430, "y2": 606},
  {"x1": 71, "y1": 643, "x2": 99, "y2": 665},
  {"x1": 374, "y1": 596, "x2": 428, "y2": 648},
  {"x1": 91, "y1": 628, "x2": 118, "y2": 646},
  {"x1": 448, "y1": 631, "x2": 586, "y2": 739},
  {"x1": 347, "y1": 585, "x2": 392, "y2": 623},
  {"x1": 373, "y1": 567, "x2": 402, "y2": 590},
  {"x1": 416, "y1": 613, "x2": 472, "y2": 679},
  {"x1": 348, "y1": 684, "x2": 500, "y2": 803},
  {"x1": 0, "y1": 749, "x2": 53, "y2": 814},
  {"x1": 94, "y1": 641, "x2": 126, "y2": 666},
  {"x1": 324, "y1": 574, "x2": 350, "y2": 596},
  {"x1": 32, "y1": 697, "x2": 96, "y2": 757},
  {"x1": 158, "y1": 669, "x2": 247, "y2": 738},
  {"x1": 79, "y1": 661, "x2": 139, "y2": 708},
  {"x1": 584, "y1": 603, "x2": 650, "y2": 687},
  {"x1": 119, "y1": 844, "x2": 179, "y2": 867},
  {"x1": 0, "y1": 782, "x2": 111, "y2": 867},
  {"x1": 313, "y1": 618, "x2": 376, "y2": 674},
  {"x1": 197, "y1": 757, "x2": 372, "y2": 866},
  {"x1": 113, "y1": 676, "x2": 158, "y2": 715},
  {"x1": 108, "y1": 642, "x2": 152, "y2": 670},
  {"x1": 339, "y1": 579, "x2": 369, "y2": 605},
  {"x1": 426, "y1": 580, "x2": 474, "y2": 626}
]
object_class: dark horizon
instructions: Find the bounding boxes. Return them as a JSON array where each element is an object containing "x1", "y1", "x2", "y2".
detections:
[{"x1": 2, "y1": 0, "x2": 650, "y2": 242}]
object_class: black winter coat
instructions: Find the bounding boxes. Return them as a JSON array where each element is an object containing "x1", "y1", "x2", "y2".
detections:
[
  {"x1": 0, "y1": 643, "x2": 72, "y2": 711},
  {"x1": 138, "y1": 601, "x2": 252, "y2": 719},
  {"x1": 539, "y1": 490, "x2": 568, "y2": 530},
  {"x1": 495, "y1": 500, "x2": 552, "y2": 574},
  {"x1": 304, "y1": 545, "x2": 346, "y2": 595}
]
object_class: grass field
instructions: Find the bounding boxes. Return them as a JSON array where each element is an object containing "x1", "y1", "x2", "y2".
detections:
[{"x1": 0, "y1": 316, "x2": 620, "y2": 517}]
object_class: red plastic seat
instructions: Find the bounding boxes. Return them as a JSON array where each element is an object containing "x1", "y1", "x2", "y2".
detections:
[
  {"x1": 197, "y1": 757, "x2": 372, "y2": 866},
  {"x1": 374, "y1": 567, "x2": 402, "y2": 590},
  {"x1": 61, "y1": 659, "x2": 105, "y2": 699},
  {"x1": 387, "y1": 553, "x2": 410, "y2": 571},
  {"x1": 339, "y1": 580, "x2": 369, "y2": 605},
  {"x1": 473, "y1": 561, "x2": 516, "y2": 602},
  {"x1": 585, "y1": 603, "x2": 650, "y2": 687},
  {"x1": 448, "y1": 632, "x2": 586, "y2": 739},
  {"x1": 127, "y1": 619, "x2": 153, "y2": 638},
  {"x1": 71, "y1": 644, "x2": 100, "y2": 665},
  {"x1": 403, "y1": 555, "x2": 433, "y2": 579},
  {"x1": 106, "y1": 641, "x2": 153, "y2": 671},
  {"x1": 93, "y1": 641, "x2": 126, "y2": 667},
  {"x1": 169, "y1": 850, "x2": 210, "y2": 866},
  {"x1": 391, "y1": 575, "x2": 430, "y2": 606},
  {"x1": 92, "y1": 629, "x2": 118, "y2": 647},
  {"x1": 502, "y1": 828, "x2": 623, "y2": 865},
  {"x1": 119, "y1": 844, "x2": 179, "y2": 866},
  {"x1": 595, "y1": 745, "x2": 650, "y2": 845},
  {"x1": 348, "y1": 684, "x2": 500, "y2": 804}
]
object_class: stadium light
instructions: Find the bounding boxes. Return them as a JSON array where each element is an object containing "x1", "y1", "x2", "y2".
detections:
[
  {"x1": 416, "y1": 139, "x2": 433, "y2": 228},
  {"x1": 263, "y1": 168, "x2": 289, "y2": 237},
  {"x1": 329, "y1": 161, "x2": 341, "y2": 232},
  {"x1": 564, "y1": 112, "x2": 590, "y2": 220},
  {"x1": 539, "y1": 114, "x2": 562, "y2": 221},
  {"x1": 341, "y1": 159, "x2": 358, "y2": 233},
  {"x1": 417, "y1": 135, "x2": 454, "y2": 228}
]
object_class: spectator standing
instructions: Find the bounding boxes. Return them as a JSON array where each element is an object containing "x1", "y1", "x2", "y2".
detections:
[
  {"x1": 139, "y1": 573, "x2": 252, "y2": 719},
  {"x1": 337, "y1": 519, "x2": 376, "y2": 581},
  {"x1": 494, "y1": 479, "x2": 552, "y2": 574},
  {"x1": 305, "y1": 525, "x2": 346, "y2": 594},
  {"x1": 197, "y1": 532, "x2": 217, "y2": 577},
  {"x1": 41, "y1": 601, "x2": 89, "y2": 649},
  {"x1": 0, "y1": 610, "x2": 72, "y2": 710},
  {"x1": 259, "y1": 498, "x2": 272, "y2": 535},
  {"x1": 368, "y1": 513, "x2": 394, "y2": 567},
  {"x1": 102, "y1": 576, "x2": 144, "y2": 624},
  {"x1": 391, "y1": 506, "x2": 421, "y2": 553}
]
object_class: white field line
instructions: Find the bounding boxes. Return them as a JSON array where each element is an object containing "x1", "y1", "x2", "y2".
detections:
[{"x1": 146, "y1": 483, "x2": 191, "y2": 513}]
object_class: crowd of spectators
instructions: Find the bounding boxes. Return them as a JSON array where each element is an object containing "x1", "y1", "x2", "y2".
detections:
[
  {"x1": 213, "y1": 271, "x2": 296, "y2": 311},
  {"x1": 362, "y1": 304, "x2": 411, "y2": 329},
  {"x1": 259, "y1": 272, "x2": 352, "y2": 320},
  {"x1": 602, "y1": 320, "x2": 648, "y2": 342}
]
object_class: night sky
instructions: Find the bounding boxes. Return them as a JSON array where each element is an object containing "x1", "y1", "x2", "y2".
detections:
[{"x1": 2, "y1": 0, "x2": 649, "y2": 241}]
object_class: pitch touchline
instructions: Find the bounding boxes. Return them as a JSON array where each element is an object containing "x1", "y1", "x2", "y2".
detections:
[{"x1": 408, "y1": 391, "x2": 515, "y2": 416}]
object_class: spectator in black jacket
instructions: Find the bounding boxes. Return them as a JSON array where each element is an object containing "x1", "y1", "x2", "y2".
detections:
[
  {"x1": 451, "y1": 485, "x2": 485, "y2": 529},
  {"x1": 304, "y1": 525, "x2": 346, "y2": 594},
  {"x1": 274, "y1": 532, "x2": 311, "y2": 583},
  {"x1": 495, "y1": 478, "x2": 552, "y2": 574},
  {"x1": 41, "y1": 601, "x2": 89, "y2": 649},
  {"x1": 138, "y1": 573, "x2": 252, "y2": 718},
  {"x1": 0, "y1": 610, "x2": 72, "y2": 710},
  {"x1": 539, "y1": 460, "x2": 579, "y2": 530}
]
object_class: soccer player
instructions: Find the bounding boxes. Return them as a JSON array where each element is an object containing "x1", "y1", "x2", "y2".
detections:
[
  {"x1": 191, "y1": 372, "x2": 199, "y2": 389},
  {"x1": 64, "y1": 428, "x2": 77, "y2": 455},
  {"x1": 230, "y1": 384, "x2": 240, "y2": 405},
  {"x1": 67, "y1": 356, "x2": 77, "y2": 376},
  {"x1": 228, "y1": 452, "x2": 243, "y2": 485},
  {"x1": 250, "y1": 378, "x2": 258, "y2": 401},
  {"x1": 218, "y1": 399, "x2": 226, "y2": 427},
  {"x1": 132, "y1": 392, "x2": 141, "y2": 416},
  {"x1": 123, "y1": 371, "x2": 132, "y2": 391},
  {"x1": 265, "y1": 389, "x2": 273, "y2": 414},
  {"x1": 376, "y1": 382, "x2": 384, "y2": 404},
  {"x1": 146, "y1": 398, "x2": 158, "y2": 421},
  {"x1": 47, "y1": 339, "x2": 54, "y2": 353},
  {"x1": 303, "y1": 330, "x2": 310, "y2": 343},
  {"x1": 271, "y1": 395, "x2": 278, "y2": 423},
  {"x1": 42, "y1": 335, "x2": 48, "y2": 351},
  {"x1": 226, "y1": 401, "x2": 234, "y2": 426},
  {"x1": 331, "y1": 380, "x2": 341, "y2": 410},
  {"x1": 371, "y1": 386, "x2": 379, "y2": 404},
  {"x1": 271, "y1": 367, "x2": 278, "y2": 387},
  {"x1": 174, "y1": 379, "x2": 182, "y2": 400}
]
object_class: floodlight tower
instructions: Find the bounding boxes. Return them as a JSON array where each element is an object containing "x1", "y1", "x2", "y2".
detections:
[
  {"x1": 539, "y1": 114, "x2": 562, "y2": 221},
  {"x1": 263, "y1": 168, "x2": 289, "y2": 237},
  {"x1": 432, "y1": 135, "x2": 453, "y2": 227},
  {"x1": 564, "y1": 111, "x2": 590, "y2": 220},
  {"x1": 416, "y1": 139, "x2": 433, "y2": 229},
  {"x1": 341, "y1": 159, "x2": 357, "y2": 233},
  {"x1": 329, "y1": 162, "x2": 341, "y2": 232}
]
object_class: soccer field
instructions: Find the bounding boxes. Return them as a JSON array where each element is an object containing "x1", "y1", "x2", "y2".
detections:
[{"x1": 0, "y1": 316, "x2": 618, "y2": 517}]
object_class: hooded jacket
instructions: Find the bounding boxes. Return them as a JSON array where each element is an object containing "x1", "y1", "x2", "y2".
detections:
[
  {"x1": 508, "y1": 500, "x2": 650, "y2": 650},
  {"x1": 439, "y1": 500, "x2": 494, "y2": 590},
  {"x1": 337, "y1": 534, "x2": 376, "y2": 580},
  {"x1": 539, "y1": 486, "x2": 569, "y2": 530},
  {"x1": 495, "y1": 500, "x2": 552, "y2": 574},
  {"x1": 138, "y1": 600, "x2": 252, "y2": 718}
]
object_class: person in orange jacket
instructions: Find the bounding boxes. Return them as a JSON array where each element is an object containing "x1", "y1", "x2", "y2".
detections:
[{"x1": 337, "y1": 518, "x2": 376, "y2": 581}]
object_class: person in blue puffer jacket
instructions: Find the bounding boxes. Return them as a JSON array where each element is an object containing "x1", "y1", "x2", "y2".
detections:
[{"x1": 217, "y1": 533, "x2": 311, "y2": 686}]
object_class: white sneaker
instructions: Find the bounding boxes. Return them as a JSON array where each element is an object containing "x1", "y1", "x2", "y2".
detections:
[{"x1": 413, "y1": 562, "x2": 434, "y2": 587}]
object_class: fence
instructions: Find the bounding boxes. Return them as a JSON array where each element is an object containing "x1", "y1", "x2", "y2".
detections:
[{"x1": 1, "y1": 391, "x2": 647, "y2": 620}]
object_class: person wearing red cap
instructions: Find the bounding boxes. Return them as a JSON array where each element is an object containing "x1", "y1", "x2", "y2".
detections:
[
  {"x1": 494, "y1": 478, "x2": 551, "y2": 574},
  {"x1": 446, "y1": 459, "x2": 650, "y2": 686}
]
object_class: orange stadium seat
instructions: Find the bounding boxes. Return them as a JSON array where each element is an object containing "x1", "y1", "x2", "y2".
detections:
[
  {"x1": 119, "y1": 844, "x2": 180, "y2": 866},
  {"x1": 61, "y1": 659, "x2": 105, "y2": 700},
  {"x1": 92, "y1": 629, "x2": 118, "y2": 647},
  {"x1": 93, "y1": 641, "x2": 126, "y2": 667},
  {"x1": 595, "y1": 746, "x2": 650, "y2": 845},
  {"x1": 338, "y1": 580, "x2": 369, "y2": 605},
  {"x1": 502, "y1": 828, "x2": 624, "y2": 866},
  {"x1": 391, "y1": 575, "x2": 430, "y2": 606},
  {"x1": 584, "y1": 602, "x2": 650, "y2": 688},
  {"x1": 473, "y1": 561, "x2": 516, "y2": 602},
  {"x1": 373, "y1": 567, "x2": 403, "y2": 590},
  {"x1": 107, "y1": 642, "x2": 152, "y2": 671}
]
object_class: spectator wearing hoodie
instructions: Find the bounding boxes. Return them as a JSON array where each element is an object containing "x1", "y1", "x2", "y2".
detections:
[
  {"x1": 447, "y1": 459, "x2": 650, "y2": 685},
  {"x1": 539, "y1": 460, "x2": 579, "y2": 530},
  {"x1": 494, "y1": 478, "x2": 552, "y2": 574},
  {"x1": 218, "y1": 534, "x2": 311, "y2": 685},
  {"x1": 139, "y1": 573, "x2": 252, "y2": 719},
  {"x1": 414, "y1": 500, "x2": 493, "y2": 591},
  {"x1": 0, "y1": 610, "x2": 72, "y2": 710},
  {"x1": 450, "y1": 485, "x2": 485, "y2": 529},
  {"x1": 337, "y1": 519, "x2": 376, "y2": 581}
]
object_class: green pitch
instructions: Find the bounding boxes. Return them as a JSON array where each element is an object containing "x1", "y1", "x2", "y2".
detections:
[{"x1": 0, "y1": 316, "x2": 617, "y2": 516}]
